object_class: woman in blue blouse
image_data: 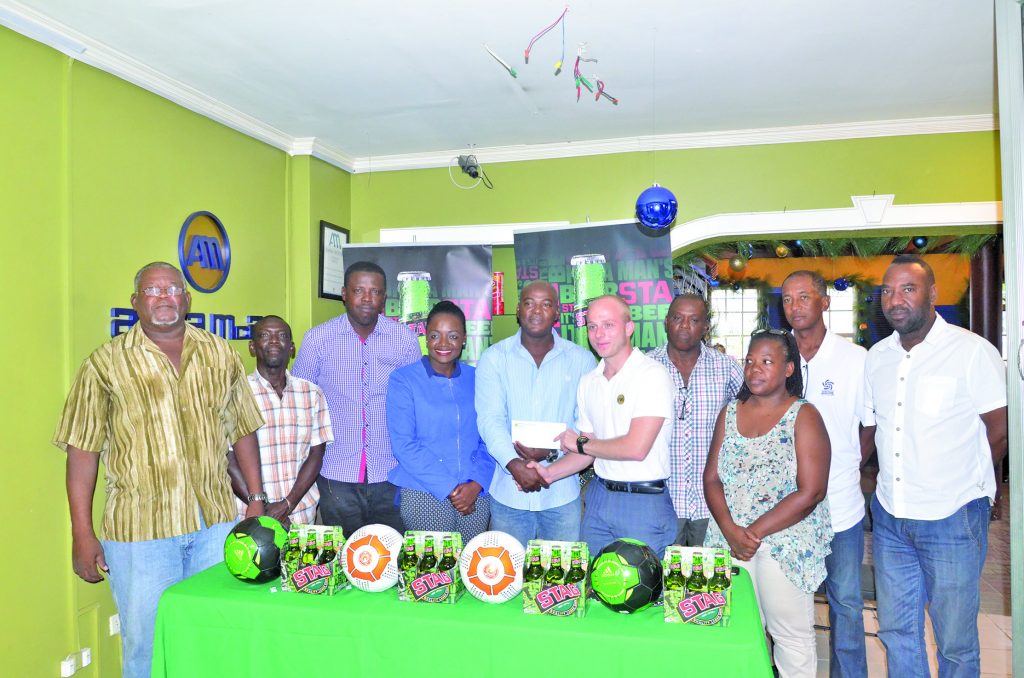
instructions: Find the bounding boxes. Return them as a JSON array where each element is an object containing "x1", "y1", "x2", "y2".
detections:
[{"x1": 386, "y1": 300, "x2": 495, "y2": 540}]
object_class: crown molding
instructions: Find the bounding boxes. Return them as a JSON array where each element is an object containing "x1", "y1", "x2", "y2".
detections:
[
  {"x1": 347, "y1": 114, "x2": 997, "y2": 173},
  {"x1": 1, "y1": 2, "x2": 998, "y2": 177}
]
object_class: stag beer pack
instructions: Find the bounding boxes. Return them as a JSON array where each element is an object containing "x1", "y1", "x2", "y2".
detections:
[
  {"x1": 280, "y1": 524, "x2": 349, "y2": 595},
  {"x1": 522, "y1": 539, "x2": 589, "y2": 619},
  {"x1": 662, "y1": 545, "x2": 732, "y2": 626},
  {"x1": 397, "y1": 531, "x2": 465, "y2": 604}
]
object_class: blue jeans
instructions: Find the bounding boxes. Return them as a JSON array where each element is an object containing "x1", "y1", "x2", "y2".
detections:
[
  {"x1": 316, "y1": 477, "x2": 404, "y2": 538},
  {"x1": 581, "y1": 480, "x2": 676, "y2": 557},
  {"x1": 489, "y1": 495, "x2": 581, "y2": 547},
  {"x1": 872, "y1": 495, "x2": 990, "y2": 678},
  {"x1": 103, "y1": 516, "x2": 234, "y2": 678},
  {"x1": 824, "y1": 521, "x2": 867, "y2": 678}
]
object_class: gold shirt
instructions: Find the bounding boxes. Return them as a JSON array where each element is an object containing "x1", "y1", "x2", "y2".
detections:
[{"x1": 54, "y1": 323, "x2": 264, "y2": 542}]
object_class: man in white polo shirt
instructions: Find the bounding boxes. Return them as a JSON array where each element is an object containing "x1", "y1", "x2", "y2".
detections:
[
  {"x1": 532, "y1": 295, "x2": 677, "y2": 557},
  {"x1": 782, "y1": 270, "x2": 873, "y2": 678},
  {"x1": 865, "y1": 254, "x2": 1007, "y2": 678}
]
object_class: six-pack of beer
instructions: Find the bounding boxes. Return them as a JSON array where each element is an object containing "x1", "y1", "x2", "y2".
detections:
[
  {"x1": 662, "y1": 545, "x2": 732, "y2": 626},
  {"x1": 280, "y1": 524, "x2": 349, "y2": 595},
  {"x1": 396, "y1": 531, "x2": 465, "y2": 603},
  {"x1": 522, "y1": 539, "x2": 589, "y2": 618}
]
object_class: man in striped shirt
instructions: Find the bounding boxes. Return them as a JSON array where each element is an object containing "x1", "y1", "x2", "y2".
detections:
[
  {"x1": 292, "y1": 261, "x2": 421, "y2": 538},
  {"x1": 648, "y1": 294, "x2": 742, "y2": 546},
  {"x1": 231, "y1": 315, "x2": 333, "y2": 528}
]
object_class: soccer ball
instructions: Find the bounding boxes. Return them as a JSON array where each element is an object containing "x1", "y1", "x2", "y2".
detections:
[
  {"x1": 224, "y1": 516, "x2": 287, "y2": 584},
  {"x1": 342, "y1": 524, "x2": 402, "y2": 592},
  {"x1": 589, "y1": 538, "x2": 663, "y2": 613},
  {"x1": 459, "y1": 531, "x2": 525, "y2": 604}
]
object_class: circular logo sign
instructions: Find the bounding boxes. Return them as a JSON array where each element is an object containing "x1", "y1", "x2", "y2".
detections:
[
  {"x1": 459, "y1": 531, "x2": 524, "y2": 604},
  {"x1": 178, "y1": 211, "x2": 230, "y2": 293},
  {"x1": 341, "y1": 524, "x2": 401, "y2": 592}
]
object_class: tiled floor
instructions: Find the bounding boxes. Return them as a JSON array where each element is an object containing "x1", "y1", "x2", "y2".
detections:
[{"x1": 812, "y1": 490, "x2": 1013, "y2": 677}]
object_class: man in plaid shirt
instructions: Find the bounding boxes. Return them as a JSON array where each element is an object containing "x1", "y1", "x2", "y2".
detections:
[
  {"x1": 233, "y1": 315, "x2": 333, "y2": 528},
  {"x1": 647, "y1": 294, "x2": 742, "y2": 546}
]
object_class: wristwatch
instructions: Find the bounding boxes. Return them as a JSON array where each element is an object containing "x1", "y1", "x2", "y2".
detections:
[
  {"x1": 575, "y1": 435, "x2": 590, "y2": 456},
  {"x1": 246, "y1": 492, "x2": 268, "y2": 504},
  {"x1": 544, "y1": 450, "x2": 559, "y2": 463}
]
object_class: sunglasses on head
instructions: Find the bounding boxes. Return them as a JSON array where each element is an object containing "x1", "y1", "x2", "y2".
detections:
[{"x1": 750, "y1": 328, "x2": 789, "y2": 338}]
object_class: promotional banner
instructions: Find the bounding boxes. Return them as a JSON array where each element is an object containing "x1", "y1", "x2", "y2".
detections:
[
  {"x1": 341, "y1": 244, "x2": 493, "y2": 364},
  {"x1": 514, "y1": 222, "x2": 672, "y2": 350}
]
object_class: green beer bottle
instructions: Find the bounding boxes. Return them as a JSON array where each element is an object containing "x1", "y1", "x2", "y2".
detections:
[
  {"x1": 708, "y1": 553, "x2": 730, "y2": 592},
  {"x1": 300, "y1": 531, "x2": 320, "y2": 567},
  {"x1": 544, "y1": 545, "x2": 565, "y2": 585},
  {"x1": 524, "y1": 546, "x2": 544, "y2": 582},
  {"x1": 563, "y1": 547, "x2": 586, "y2": 586},
  {"x1": 318, "y1": 531, "x2": 337, "y2": 565},
  {"x1": 664, "y1": 553, "x2": 687, "y2": 591},
  {"x1": 418, "y1": 535, "x2": 438, "y2": 573},
  {"x1": 437, "y1": 536, "x2": 457, "y2": 572},
  {"x1": 283, "y1": 527, "x2": 302, "y2": 567},
  {"x1": 398, "y1": 535, "x2": 418, "y2": 579},
  {"x1": 686, "y1": 552, "x2": 708, "y2": 595}
]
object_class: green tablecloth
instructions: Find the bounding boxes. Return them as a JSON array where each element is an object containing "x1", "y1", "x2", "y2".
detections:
[{"x1": 153, "y1": 565, "x2": 772, "y2": 677}]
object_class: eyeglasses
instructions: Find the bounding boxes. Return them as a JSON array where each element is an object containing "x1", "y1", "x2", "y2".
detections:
[
  {"x1": 140, "y1": 285, "x2": 186, "y2": 297},
  {"x1": 801, "y1": 363, "x2": 809, "y2": 398},
  {"x1": 677, "y1": 385, "x2": 689, "y2": 420},
  {"x1": 750, "y1": 328, "x2": 789, "y2": 338}
]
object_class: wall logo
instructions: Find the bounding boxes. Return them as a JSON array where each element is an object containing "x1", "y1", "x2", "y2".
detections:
[{"x1": 178, "y1": 211, "x2": 230, "y2": 293}]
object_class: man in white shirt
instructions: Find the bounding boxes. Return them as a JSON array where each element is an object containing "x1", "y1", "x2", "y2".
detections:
[
  {"x1": 782, "y1": 271, "x2": 873, "y2": 678},
  {"x1": 865, "y1": 255, "x2": 1007, "y2": 678},
  {"x1": 533, "y1": 295, "x2": 677, "y2": 557}
]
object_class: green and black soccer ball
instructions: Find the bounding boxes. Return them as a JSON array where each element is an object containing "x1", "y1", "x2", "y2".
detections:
[
  {"x1": 589, "y1": 538, "x2": 663, "y2": 613},
  {"x1": 224, "y1": 516, "x2": 288, "y2": 583}
]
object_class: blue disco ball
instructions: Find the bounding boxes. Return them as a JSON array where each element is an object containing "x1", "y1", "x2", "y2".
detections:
[{"x1": 635, "y1": 184, "x2": 678, "y2": 229}]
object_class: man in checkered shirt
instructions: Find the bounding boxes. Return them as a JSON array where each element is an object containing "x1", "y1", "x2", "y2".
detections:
[
  {"x1": 647, "y1": 294, "x2": 742, "y2": 546},
  {"x1": 233, "y1": 315, "x2": 333, "y2": 528}
]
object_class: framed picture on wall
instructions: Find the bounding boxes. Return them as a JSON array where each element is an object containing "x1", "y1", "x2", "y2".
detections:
[{"x1": 319, "y1": 221, "x2": 350, "y2": 300}]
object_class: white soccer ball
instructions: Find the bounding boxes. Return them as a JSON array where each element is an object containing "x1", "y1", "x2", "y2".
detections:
[
  {"x1": 341, "y1": 524, "x2": 402, "y2": 592},
  {"x1": 459, "y1": 531, "x2": 525, "y2": 603}
]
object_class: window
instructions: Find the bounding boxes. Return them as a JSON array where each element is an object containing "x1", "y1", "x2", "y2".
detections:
[
  {"x1": 709, "y1": 288, "x2": 760, "y2": 360},
  {"x1": 823, "y1": 287, "x2": 857, "y2": 340}
]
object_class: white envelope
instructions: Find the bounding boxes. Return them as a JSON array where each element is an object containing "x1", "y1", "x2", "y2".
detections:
[{"x1": 510, "y1": 420, "x2": 567, "y2": 450}]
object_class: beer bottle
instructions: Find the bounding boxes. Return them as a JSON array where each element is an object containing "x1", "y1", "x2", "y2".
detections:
[
  {"x1": 437, "y1": 535, "x2": 457, "y2": 572},
  {"x1": 664, "y1": 553, "x2": 686, "y2": 591},
  {"x1": 283, "y1": 527, "x2": 302, "y2": 566},
  {"x1": 563, "y1": 547, "x2": 586, "y2": 586},
  {"x1": 397, "y1": 535, "x2": 418, "y2": 579},
  {"x1": 318, "y1": 531, "x2": 337, "y2": 565},
  {"x1": 686, "y1": 552, "x2": 708, "y2": 595},
  {"x1": 708, "y1": 553, "x2": 730, "y2": 592},
  {"x1": 524, "y1": 546, "x2": 544, "y2": 582},
  {"x1": 544, "y1": 545, "x2": 565, "y2": 585},
  {"x1": 300, "y1": 530, "x2": 320, "y2": 567},
  {"x1": 418, "y1": 535, "x2": 438, "y2": 573}
]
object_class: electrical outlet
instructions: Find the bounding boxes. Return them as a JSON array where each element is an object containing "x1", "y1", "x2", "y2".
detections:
[
  {"x1": 60, "y1": 654, "x2": 77, "y2": 677},
  {"x1": 80, "y1": 648, "x2": 92, "y2": 667},
  {"x1": 108, "y1": 614, "x2": 120, "y2": 636}
]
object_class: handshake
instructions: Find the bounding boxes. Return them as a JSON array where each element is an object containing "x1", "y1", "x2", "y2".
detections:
[{"x1": 507, "y1": 428, "x2": 594, "y2": 493}]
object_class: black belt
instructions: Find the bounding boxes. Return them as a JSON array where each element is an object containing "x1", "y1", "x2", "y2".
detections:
[{"x1": 599, "y1": 478, "x2": 666, "y2": 495}]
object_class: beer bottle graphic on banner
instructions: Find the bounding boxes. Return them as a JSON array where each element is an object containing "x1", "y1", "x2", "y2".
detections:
[
  {"x1": 570, "y1": 253, "x2": 606, "y2": 348},
  {"x1": 686, "y1": 552, "x2": 708, "y2": 595},
  {"x1": 708, "y1": 553, "x2": 730, "y2": 593},
  {"x1": 418, "y1": 535, "x2": 438, "y2": 574},
  {"x1": 665, "y1": 553, "x2": 686, "y2": 591},
  {"x1": 563, "y1": 547, "x2": 586, "y2": 586},
  {"x1": 397, "y1": 271, "x2": 432, "y2": 355},
  {"x1": 437, "y1": 535, "x2": 457, "y2": 572},
  {"x1": 524, "y1": 546, "x2": 545, "y2": 582},
  {"x1": 544, "y1": 545, "x2": 566, "y2": 585}
]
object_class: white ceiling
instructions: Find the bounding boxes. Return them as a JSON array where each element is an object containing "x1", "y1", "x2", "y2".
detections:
[{"x1": 1, "y1": 0, "x2": 997, "y2": 171}]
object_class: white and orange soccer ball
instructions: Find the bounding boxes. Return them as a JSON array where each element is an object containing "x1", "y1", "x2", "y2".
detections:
[
  {"x1": 341, "y1": 524, "x2": 402, "y2": 592},
  {"x1": 459, "y1": 531, "x2": 525, "y2": 603}
]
